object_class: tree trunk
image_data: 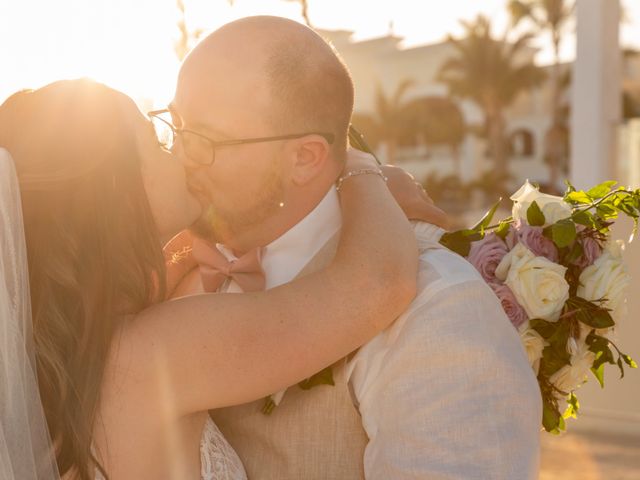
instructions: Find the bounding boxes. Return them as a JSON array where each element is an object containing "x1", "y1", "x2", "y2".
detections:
[
  {"x1": 299, "y1": 0, "x2": 312, "y2": 27},
  {"x1": 488, "y1": 110, "x2": 508, "y2": 175}
]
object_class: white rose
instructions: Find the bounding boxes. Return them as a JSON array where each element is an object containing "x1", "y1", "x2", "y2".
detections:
[
  {"x1": 511, "y1": 180, "x2": 572, "y2": 226},
  {"x1": 495, "y1": 243, "x2": 570, "y2": 321},
  {"x1": 577, "y1": 240, "x2": 631, "y2": 321},
  {"x1": 519, "y1": 324, "x2": 548, "y2": 375},
  {"x1": 549, "y1": 343, "x2": 596, "y2": 394}
]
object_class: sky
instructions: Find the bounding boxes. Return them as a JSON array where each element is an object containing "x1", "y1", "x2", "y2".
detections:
[{"x1": 1, "y1": 0, "x2": 639, "y2": 106}]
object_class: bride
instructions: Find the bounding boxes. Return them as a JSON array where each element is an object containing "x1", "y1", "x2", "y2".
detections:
[{"x1": 0, "y1": 79, "x2": 442, "y2": 479}]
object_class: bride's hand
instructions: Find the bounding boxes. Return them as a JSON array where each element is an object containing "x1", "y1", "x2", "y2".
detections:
[
  {"x1": 381, "y1": 165, "x2": 450, "y2": 230},
  {"x1": 343, "y1": 149, "x2": 451, "y2": 230}
]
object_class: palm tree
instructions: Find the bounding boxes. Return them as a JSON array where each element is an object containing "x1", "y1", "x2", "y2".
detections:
[
  {"x1": 174, "y1": 0, "x2": 205, "y2": 61},
  {"x1": 228, "y1": 0, "x2": 312, "y2": 26},
  {"x1": 369, "y1": 79, "x2": 415, "y2": 164},
  {"x1": 284, "y1": 0, "x2": 312, "y2": 27},
  {"x1": 509, "y1": 0, "x2": 574, "y2": 189},
  {"x1": 403, "y1": 96, "x2": 466, "y2": 176},
  {"x1": 437, "y1": 15, "x2": 546, "y2": 174}
]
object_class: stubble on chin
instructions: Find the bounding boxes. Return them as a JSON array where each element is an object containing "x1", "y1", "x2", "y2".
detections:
[{"x1": 189, "y1": 163, "x2": 285, "y2": 246}]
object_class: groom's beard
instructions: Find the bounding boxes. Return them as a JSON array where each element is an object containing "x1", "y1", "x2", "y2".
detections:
[{"x1": 190, "y1": 162, "x2": 285, "y2": 246}]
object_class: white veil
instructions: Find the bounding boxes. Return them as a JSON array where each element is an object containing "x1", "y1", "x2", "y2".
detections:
[{"x1": 0, "y1": 148, "x2": 60, "y2": 479}]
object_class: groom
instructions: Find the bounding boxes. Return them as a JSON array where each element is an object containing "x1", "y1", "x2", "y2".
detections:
[{"x1": 168, "y1": 16, "x2": 541, "y2": 479}]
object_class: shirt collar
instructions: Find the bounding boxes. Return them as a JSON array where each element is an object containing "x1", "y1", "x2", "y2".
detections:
[{"x1": 215, "y1": 188, "x2": 341, "y2": 290}]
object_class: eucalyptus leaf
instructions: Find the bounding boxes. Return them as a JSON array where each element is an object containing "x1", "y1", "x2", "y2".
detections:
[
  {"x1": 572, "y1": 210, "x2": 596, "y2": 228},
  {"x1": 472, "y1": 198, "x2": 502, "y2": 232},
  {"x1": 529, "y1": 318, "x2": 557, "y2": 339},
  {"x1": 617, "y1": 357, "x2": 625, "y2": 379},
  {"x1": 565, "y1": 191, "x2": 591, "y2": 205},
  {"x1": 565, "y1": 241, "x2": 584, "y2": 264},
  {"x1": 596, "y1": 203, "x2": 618, "y2": 220},
  {"x1": 568, "y1": 297, "x2": 615, "y2": 329},
  {"x1": 592, "y1": 347, "x2": 615, "y2": 371},
  {"x1": 563, "y1": 392, "x2": 580, "y2": 420},
  {"x1": 551, "y1": 219, "x2": 577, "y2": 248},
  {"x1": 542, "y1": 400, "x2": 562, "y2": 433},
  {"x1": 298, "y1": 367, "x2": 335, "y2": 390},
  {"x1": 527, "y1": 201, "x2": 545, "y2": 226},
  {"x1": 622, "y1": 354, "x2": 638, "y2": 369},
  {"x1": 564, "y1": 179, "x2": 576, "y2": 194},
  {"x1": 495, "y1": 221, "x2": 511, "y2": 240},
  {"x1": 439, "y1": 230, "x2": 483, "y2": 257},
  {"x1": 587, "y1": 181, "x2": 617, "y2": 200},
  {"x1": 591, "y1": 363, "x2": 605, "y2": 388}
]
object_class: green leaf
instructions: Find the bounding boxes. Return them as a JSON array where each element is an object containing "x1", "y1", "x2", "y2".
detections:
[
  {"x1": 565, "y1": 190, "x2": 591, "y2": 205},
  {"x1": 592, "y1": 347, "x2": 615, "y2": 371},
  {"x1": 495, "y1": 220, "x2": 511, "y2": 240},
  {"x1": 568, "y1": 297, "x2": 615, "y2": 329},
  {"x1": 563, "y1": 392, "x2": 580, "y2": 419},
  {"x1": 542, "y1": 400, "x2": 562, "y2": 433},
  {"x1": 262, "y1": 396, "x2": 277, "y2": 415},
  {"x1": 572, "y1": 210, "x2": 596, "y2": 228},
  {"x1": 596, "y1": 203, "x2": 618, "y2": 220},
  {"x1": 298, "y1": 367, "x2": 335, "y2": 390},
  {"x1": 551, "y1": 219, "x2": 577, "y2": 248},
  {"x1": 564, "y1": 179, "x2": 576, "y2": 194},
  {"x1": 527, "y1": 201, "x2": 546, "y2": 226},
  {"x1": 617, "y1": 357, "x2": 625, "y2": 379},
  {"x1": 539, "y1": 320, "x2": 572, "y2": 378},
  {"x1": 535, "y1": 319, "x2": 572, "y2": 376},
  {"x1": 618, "y1": 197, "x2": 639, "y2": 218},
  {"x1": 565, "y1": 241, "x2": 584, "y2": 264},
  {"x1": 529, "y1": 318, "x2": 558, "y2": 339},
  {"x1": 587, "y1": 181, "x2": 617, "y2": 200},
  {"x1": 472, "y1": 198, "x2": 502, "y2": 232},
  {"x1": 439, "y1": 230, "x2": 483, "y2": 257},
  {"x1": 591, "y1": 363, "x2": 605, "y2": 388},
  {"x1": 622, "y1": 354, "x2": 638, "y2": 369}
]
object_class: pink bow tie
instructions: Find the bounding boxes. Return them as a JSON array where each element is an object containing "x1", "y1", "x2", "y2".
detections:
[{"x1": 192, "y1": 238, "x2": 266, "y2": 292}]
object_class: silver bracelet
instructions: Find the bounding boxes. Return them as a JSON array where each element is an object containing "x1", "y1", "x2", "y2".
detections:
[{"x1": 335, "y1": 168, "x2": 388, "y2": 192}]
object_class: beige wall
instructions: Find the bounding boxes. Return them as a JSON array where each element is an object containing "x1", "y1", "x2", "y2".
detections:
[
  {"x1": 572, "y1": 215, "x2": 640, "y2": 435},
  {"x1": 570, "y1": 119, "x2": 640, "y2": 435}
]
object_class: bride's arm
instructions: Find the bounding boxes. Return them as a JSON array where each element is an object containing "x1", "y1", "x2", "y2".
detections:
[{"x1": 113, "y1": 160, "x2": 418, "y2": 416}]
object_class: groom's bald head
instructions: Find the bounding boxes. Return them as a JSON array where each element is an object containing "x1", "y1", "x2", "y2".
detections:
[{"x1": 179, "y1": 16, "x2": 354, "y2": 160}]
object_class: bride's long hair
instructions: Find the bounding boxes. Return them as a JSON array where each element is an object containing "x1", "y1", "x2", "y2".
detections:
[{"x1": 0, "y1": 79, "x2": 166, "y2": 479}]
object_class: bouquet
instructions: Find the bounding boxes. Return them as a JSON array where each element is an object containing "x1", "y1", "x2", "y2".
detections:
[{"x1": 440, "y1": 180, "x2": 639, "y2": 433}]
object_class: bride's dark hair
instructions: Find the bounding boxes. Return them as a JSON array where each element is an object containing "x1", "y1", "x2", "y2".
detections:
[{"x1": 0, "y1": 79, "x2": 166, "y2": 479}]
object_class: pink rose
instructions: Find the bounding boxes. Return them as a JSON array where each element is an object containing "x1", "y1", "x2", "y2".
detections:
[
  {"x1": 468, "y1": 233, "x2": 508, "y2": 283},
  {"x1": 515, "y1": 224, "x2": 559, "y2": 263},
  {"x1": 575, "y1": 233, "x2": 603, "y2": 269},
  {"x1": 490, "y1": 283, "x2": 529, "y2": 328},
  {"x1": 505, "y1": 227, "x2": 518, "y2": 250}
]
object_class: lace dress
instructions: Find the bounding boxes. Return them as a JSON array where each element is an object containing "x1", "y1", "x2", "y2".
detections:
[
  {"x1": 200, "y1": 417, "x2": 247, "y2": 480},
  {"x1": 95, "y1": 417, "x2": 247, "y2": 480}
]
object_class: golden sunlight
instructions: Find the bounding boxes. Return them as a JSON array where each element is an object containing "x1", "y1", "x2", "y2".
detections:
[{"x1": 2, "y1": 0, "x2": 639, "y2": 107}]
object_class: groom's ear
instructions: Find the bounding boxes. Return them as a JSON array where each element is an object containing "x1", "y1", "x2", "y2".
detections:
[{"x1": 288, "y1": 135, "x2": 332, "y2": 186}]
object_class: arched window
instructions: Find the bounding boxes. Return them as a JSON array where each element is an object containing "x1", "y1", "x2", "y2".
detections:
[{"x1": 510, "y1": 129, "x2": 535, "y2": 158}]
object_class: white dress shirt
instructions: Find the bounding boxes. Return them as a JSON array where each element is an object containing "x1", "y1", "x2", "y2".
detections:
[
  {"x1": 219, "y1": 187, "x2": 542, "y2": 479},
  {"x1": 216, "y1": 188, "x2": 341, "y2": 292}
]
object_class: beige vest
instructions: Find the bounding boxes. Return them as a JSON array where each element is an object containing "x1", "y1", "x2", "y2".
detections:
[{"x1": 210, "y1": 234, "x2": 368, "y2": 479}]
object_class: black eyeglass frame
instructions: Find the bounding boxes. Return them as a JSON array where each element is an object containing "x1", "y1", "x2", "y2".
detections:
[{"x1": 148, "y1": 109, "x2": 336, "y2": 166}]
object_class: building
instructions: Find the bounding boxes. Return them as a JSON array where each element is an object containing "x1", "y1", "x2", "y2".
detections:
[{"x1": 318, "y1": 28, "x2": 640, "y2": 191}]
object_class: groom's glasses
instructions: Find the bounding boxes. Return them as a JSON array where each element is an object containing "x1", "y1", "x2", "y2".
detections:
[{"x1": 148, "y1": 109, "x2": 335, "y2": 167}]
